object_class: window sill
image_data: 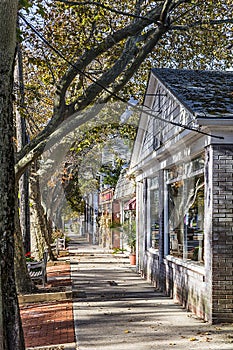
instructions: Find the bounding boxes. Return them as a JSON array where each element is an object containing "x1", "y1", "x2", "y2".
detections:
[{"x1": 165, "y1": 255, "x2": 204, "y2": 276}]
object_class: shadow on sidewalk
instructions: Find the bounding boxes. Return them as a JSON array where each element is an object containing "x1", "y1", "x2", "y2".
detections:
[{"x1": 69, "y1": 236, "x2": 233, "y2": 350}]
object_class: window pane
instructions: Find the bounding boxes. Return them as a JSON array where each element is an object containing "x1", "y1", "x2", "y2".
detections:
[
  {"x1": 168, "y1": 180, "x2": 184, "y2": 257},
  {"x1": 168, "y1": 175, "x2": 204, "y2": 262},
  {"x1": 184, "y1": 175, "x2": 204, "y2": 261},
  {"x1": 150, "y1": 189, "x2": 159, "y2": 249}
]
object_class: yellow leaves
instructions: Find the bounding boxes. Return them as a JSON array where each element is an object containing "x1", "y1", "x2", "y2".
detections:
[
  {"x1": 124, "y1": 329, "x2": 131, "y2": 333},
  {"x1": 189, "y1": 337, "x2": 198, "y2": 341},
  {"x1": 188, "y1": 332, "x2": 213, "y2": 343}
]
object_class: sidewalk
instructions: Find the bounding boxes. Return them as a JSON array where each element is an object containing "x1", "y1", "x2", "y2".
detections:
[
  {"x1": 20, "y1": 235, "x2": 233, "y2": 349},
  {"x1": 69, "y1": 235, "x2": 233, "y2": 350}
]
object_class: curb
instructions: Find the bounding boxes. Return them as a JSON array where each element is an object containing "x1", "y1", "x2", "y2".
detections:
[
  {"x1": 18, "y1": 287, "x2": 72, "y2": 304},
  {"x1": 26, "y1": 342, "x2": 77, "y2": 350}
]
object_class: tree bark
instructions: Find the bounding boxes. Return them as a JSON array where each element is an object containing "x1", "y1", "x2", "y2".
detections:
[
  {"x1": 15, "y1": 45, "x2": 31, "y2": 253},
  {"x1": 0, "y1": 1, "x2": 25, "y2": 349},
  {"x1": 30, "y1": 161, "x2": 56, "y2": 261},
  {"x1": 14, "y1": 190, "x2": 36, "y2": 294}
]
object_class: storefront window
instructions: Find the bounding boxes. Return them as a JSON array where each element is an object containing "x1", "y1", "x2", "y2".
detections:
[
  {"x1": 150, "y1": 177, "x2": 159, "y2": 249},
  {"x1": 167, "y1": 156, "x2": 204, "y2": 262}
]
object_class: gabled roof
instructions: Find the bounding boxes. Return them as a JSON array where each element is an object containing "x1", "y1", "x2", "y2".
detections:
[
  {"x1": 152, "y1": 68, "x2": 233, "y2": 117},
  {"x1": 114, "y1": 171, "x2": 135, "y2": 200}
]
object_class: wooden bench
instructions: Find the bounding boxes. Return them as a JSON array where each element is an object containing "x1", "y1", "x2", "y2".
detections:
[
  {"x1": 27, "y1": 250, "x2": 48, "y2": 287},
  {"x1": 51, "y1": 237, "x2": 66, "y2": 256},
  {"x1": 56, "y1": 237, "x2": 66, "y2": 255}
]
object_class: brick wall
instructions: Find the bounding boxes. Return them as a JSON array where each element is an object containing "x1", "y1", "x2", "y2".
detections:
[
  {"x1": 165, "y1": 259, "x2": 207, "y2": 318},
  {"x1": 211, "y1": 145, "x2": 233, "y2": 323},
  {"x1": 145, "y1": 252, "x2": 207, "y2": 319}
]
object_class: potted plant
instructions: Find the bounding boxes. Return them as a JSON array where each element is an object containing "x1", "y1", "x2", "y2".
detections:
[
  {"x1": 128, "y1": 238, "x2": 136, "y2": 265},
  {"x1": 123, "y1": 221, "x2": 136, "y2": 265}
]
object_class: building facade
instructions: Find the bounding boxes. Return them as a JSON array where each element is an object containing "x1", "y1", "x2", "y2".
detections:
[{"x1": 130, "y1": 68, "x2": 233, "y2": 323}]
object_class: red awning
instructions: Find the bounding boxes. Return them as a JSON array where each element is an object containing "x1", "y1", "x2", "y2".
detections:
[{"x1": 124, "y1": 197, "x2": 136, "y2": 210}]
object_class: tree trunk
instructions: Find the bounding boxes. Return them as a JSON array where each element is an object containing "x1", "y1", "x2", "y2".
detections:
[
  {"x1": 0, "y1": 1, "x2": 25, "y2": 349},
  {"x1": 14, "y1": 192, "x2": 36, "y2": 294},
  {"x1": 15, "y1": 44, "x2": 31, "y2": 253},
  {"x1": 14, "y1": 45, "x2": 34, "y2": 294},
  {"x1": 19, "y1": 171, "x2": 31, "y2": 252},
  {"x1": 30, "y1": 161, "x2": 56, "y2": 261}
]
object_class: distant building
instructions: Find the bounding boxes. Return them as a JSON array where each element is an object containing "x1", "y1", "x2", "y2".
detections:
[
  {"x1": 113, "y1": 171, "x2": 136, "y2": 251},
  {"x1": 113, "y1": 170, "x2": 136, "y2": 224},
  {"x1": 130, "y1": 68, "x2": 233, "y2": 323},
  {"x1": 98, "y1": 188, "x2": 114, "y2": 248}
]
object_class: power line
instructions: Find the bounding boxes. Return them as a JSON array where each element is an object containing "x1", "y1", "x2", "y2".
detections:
[
  {"x1": 19, "y1": 13, "x2": 128, "y2": 104},
  {"x1": 18, "y1": 13, "x2": 224, "y2": 140}
]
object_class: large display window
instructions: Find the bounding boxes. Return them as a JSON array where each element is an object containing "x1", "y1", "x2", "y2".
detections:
[
  {"x1": 149, "y1": 177, "x2": 159, "y2": 249},
  {"x1": 167, "y1": 156, "x2": 205, "y2": 262}
]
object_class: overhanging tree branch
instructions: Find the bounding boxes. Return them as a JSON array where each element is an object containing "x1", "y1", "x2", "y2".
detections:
[
  {"x1": 16, "y1": 1, "x2": 229, "y2": 179},
  {"x1": 98, "y1": 27, "x2": 169, "y2": 104},
  {"x1": 68, "y1": 37, "x2": 139, "y2": 111},
  {"x1": 52, "y1": 5, "x2": 161, "y2": 98},
  {"x1": 17, "y1": 6, "x2": 162, "y2": 168},
  {"x1": 159, "y1": 0, "x2": 172, "y2": 25}
]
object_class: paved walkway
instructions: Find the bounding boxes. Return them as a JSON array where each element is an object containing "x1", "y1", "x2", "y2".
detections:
[
  {"x1": 20, "y1": 234, "x2": 233, "y2": 349},
  {"x1": 69, "y1": 235, "x2": 233, "y2": 350}
]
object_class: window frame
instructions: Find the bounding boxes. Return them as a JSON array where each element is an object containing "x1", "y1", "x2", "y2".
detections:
[{"x1": 165, "y1": 154, "x2": 205, "y2": 262}]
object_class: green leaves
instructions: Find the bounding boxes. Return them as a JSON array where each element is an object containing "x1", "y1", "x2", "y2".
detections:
[
  {"x1": 16, "y1": 0, "x2": 233, "y2": 177},
  {"x1": 18, "y1": 0, "x2": 32, "y2": 12}
]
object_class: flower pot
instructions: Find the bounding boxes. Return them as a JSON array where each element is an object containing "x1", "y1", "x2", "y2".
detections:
[{"x1": 129, "y1": 253, "x2": 136, "y2": 265}]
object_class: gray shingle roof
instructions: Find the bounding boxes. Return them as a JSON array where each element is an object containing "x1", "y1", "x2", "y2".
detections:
[{"x1": 152, "y1": 68, "x2": 233, "y2": 117}]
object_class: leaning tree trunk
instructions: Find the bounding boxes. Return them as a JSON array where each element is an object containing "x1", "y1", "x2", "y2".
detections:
[
  {"x1": 0, "y1": 1, "x2": 25, "y2": 349},
  {"x1": 30, "y1": 161, "x2": 56, "y2": 261}
]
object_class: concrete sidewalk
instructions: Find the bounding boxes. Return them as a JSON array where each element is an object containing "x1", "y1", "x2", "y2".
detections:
[{"x1": 69, "y1": 235, "x2": 233, "y2": 350}]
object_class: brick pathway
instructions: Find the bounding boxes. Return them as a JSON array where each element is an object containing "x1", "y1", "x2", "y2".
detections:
[
  {"x1": 21, "y1": 300, "x2": 75, "y2": 347},
  {"x1": 20, "y1": 263, "x2": 75, "y2": 348}
]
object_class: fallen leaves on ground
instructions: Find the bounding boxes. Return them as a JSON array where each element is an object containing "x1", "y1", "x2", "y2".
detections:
[{"x1": 189, "y1": 337, "x2": 198, "y2": 341}]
